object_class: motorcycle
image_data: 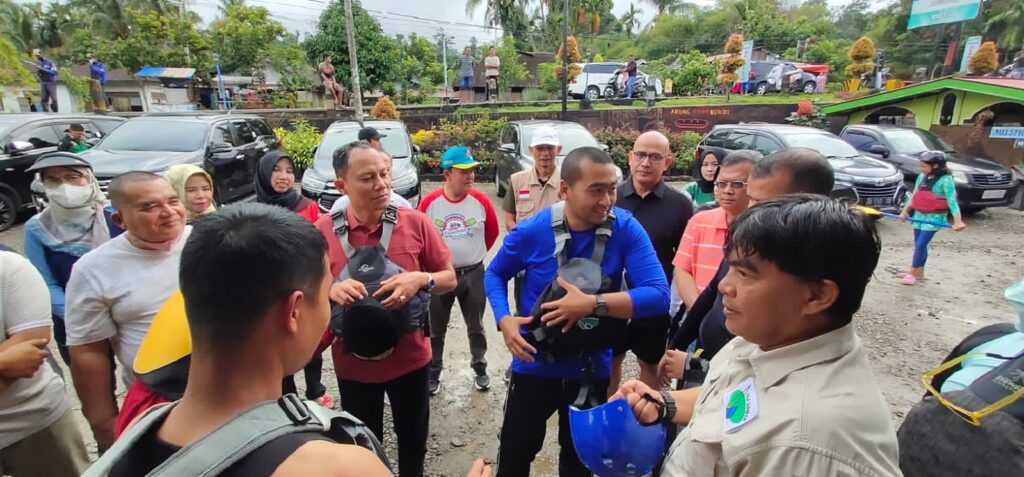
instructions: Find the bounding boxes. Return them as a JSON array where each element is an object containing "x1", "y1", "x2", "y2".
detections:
[
  {"x1": 860, "y1": 67, "x2": 892, "y2": 90},
  {"x1": 603, "y1": 71, "x2": 648, "y2": 99}
]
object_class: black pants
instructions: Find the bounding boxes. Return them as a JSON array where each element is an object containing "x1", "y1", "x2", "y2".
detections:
[
  {"x1": 430, "y1": 264, "x2": 487, "y2": 372},
  {"x1": 338, "y1": 365, "x2": 430, "y2": 477},
  {"x1": 281, "y1": 355, "x2": 327, "y2": 400},
  {"x1": 497, "y1": 372, "x2": 610, "y2": 477},
  {"x1": 41, "y1": 82, "x2": 57, "y2": 112}
]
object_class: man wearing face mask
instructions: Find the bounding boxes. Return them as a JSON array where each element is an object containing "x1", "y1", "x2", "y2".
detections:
[{"x1": 65, "y1": 171, "x2": 189, "y2": 452}]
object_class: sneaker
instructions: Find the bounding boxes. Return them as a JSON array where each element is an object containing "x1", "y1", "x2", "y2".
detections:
[
  {"x1": 315, "y1": 394, "x2": 336, "y2": 409},
  {"x1": 429, "y1": 369, "x2": 442, "y2": 396},
  {"x1": 474, "y1": 369, "x2": 490, "y2": 391}
]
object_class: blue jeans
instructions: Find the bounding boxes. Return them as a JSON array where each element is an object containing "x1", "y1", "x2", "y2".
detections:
[
  {"x1": 460, "y1": 76, "x2": 474, "y2": 89},
  {"x1": 625, "y1": 76, "x2": 637, "y2": 98},
  {"x1": 912, "y1": 228, "x2": 937, "y2": 268}
]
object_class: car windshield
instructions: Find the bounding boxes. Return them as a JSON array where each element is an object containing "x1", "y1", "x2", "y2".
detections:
[
  {"x1": 523, "y1": 126, "x2": 598, "y2": 155},
  {"x1": 784, "y1": 133, "x2": 860, "y2": 157},
  {"x1": 314, "y1": 128, "x2": 410, "y2": 165},
  {"x1": 97, "y1": 120, "x2": 208, "y2": 152},
  {"x1": 882, "y1": 129, "x2": 955, "y2": 154}
]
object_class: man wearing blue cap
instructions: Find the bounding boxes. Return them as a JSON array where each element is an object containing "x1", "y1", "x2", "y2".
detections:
[{"x1": 418, "y1": 146, "x2": 499, "y2": 395}]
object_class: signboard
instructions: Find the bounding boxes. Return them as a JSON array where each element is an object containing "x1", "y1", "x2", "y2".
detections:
[
  {"x1": 990, "y1": 127, "x2": 1024, "y2": 139},
  {"x1": 737, "y1": 40, "x2": 755, "y2": 84},
  {"x1": 907, "y1": 0, "x2": 981, "y2": 30},
  {"x1": 960, "y1": 36, "x2": 982, "y2": 72}
]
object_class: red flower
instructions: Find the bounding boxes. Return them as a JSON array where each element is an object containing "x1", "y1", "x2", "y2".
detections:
[{"x1": 797, "y1": 99, "x2": 814, "y2": 116}]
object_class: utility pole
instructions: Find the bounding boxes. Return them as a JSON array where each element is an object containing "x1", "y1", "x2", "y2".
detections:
[
  {"x1": 560, "y1": 0, "x2": 568, "y2": 120},
  {"x1": 439, "y1": 28, "x2": 449, "y2": 102},
  {"x1": 343, "y1": 0, "x2": 364, "y2": 123}
]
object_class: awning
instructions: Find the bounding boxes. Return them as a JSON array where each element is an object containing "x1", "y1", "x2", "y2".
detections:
[
  {"x1": 795, "y1": 63, "x2": 830, "y2": 74},
  {"x1": 136, "y1": 67, "x2": 196, "y2": 79}
]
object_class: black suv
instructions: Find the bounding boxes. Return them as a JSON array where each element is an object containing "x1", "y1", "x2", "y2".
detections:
[
  {"x1": 697, "y1": 124, "x2": 907, "y2": 211},
  {"x1": 67, "y1": 113, "x2": 278, "y2": 205},
  {"x1": 840, "y1": 125, "x2": 1018, "y2": 212},
  {"x1": 0, "y1": 113, "x2": 126, "y2": 231}
]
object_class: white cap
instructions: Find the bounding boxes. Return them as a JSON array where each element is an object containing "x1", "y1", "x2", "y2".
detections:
[{"x1": 530, "y1": 126, "x2": 561, "y2": 147}]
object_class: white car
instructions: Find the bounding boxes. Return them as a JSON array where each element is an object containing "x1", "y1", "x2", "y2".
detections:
[{"x1": 567, "y1": 62, "x2": 663, "y2": 101}]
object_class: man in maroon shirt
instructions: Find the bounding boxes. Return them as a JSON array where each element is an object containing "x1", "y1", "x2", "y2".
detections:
[{"x1": 315, "y1": 141, "x2": 456, "y2": 477}]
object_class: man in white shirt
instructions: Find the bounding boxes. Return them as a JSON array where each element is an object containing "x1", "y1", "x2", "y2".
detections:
[
  {"x1": 66, "y1": 171, "x2": 189, "y2": 451},
  {"x1": 418, "y1": 146, "x2": 499, "y2": 394},
  {"x1": 0, "y1": 252, "x2": 89, "y2": 476}
]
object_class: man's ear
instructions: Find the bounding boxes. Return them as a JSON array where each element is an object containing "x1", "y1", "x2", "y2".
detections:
[
  {"x1": 111, "y1": 211, "x2": 126, "y2": 229},
  {"x1": 283, "y1": 290, "x2": 304, "y2": 335},
  {"x1": 803, "y1": 279, "x2": 839, "y2": 318},
  {"x1": 334, "y1": 177, "x2": 346, "y2": 196},
  {"x1": 559, "y1": 178, "x2": 570, "y2": 198},
  {"x1": 662, "y1": 155, "x2": 673, "y2": 170}
]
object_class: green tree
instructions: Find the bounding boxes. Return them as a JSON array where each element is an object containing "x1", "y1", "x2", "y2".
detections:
[
  {"x1": 496, "y1": 34, "x2": 526, "y2": 92},
  {"x1": 985, "y1": 0, "x2": 1024, "y2": 49},
  {"x1": 620, "y1": 4, "x2": 641, "y2": 38},
  {"x1": 303, "y1": 0, "x2": 401, "y2": 94},
  {"x1": 0, "y1": 35, "x2": 35, "y2": 87},
  {"x1": 104, "y1": 9, "x2": 213, "y2": 75},
  {"x1": 268, "y1": 34, "x2": 315, "y2": 92},
  {"x1": 465, "y1": 0, "x2": 530, "y2": 48},
  {"x1": 208, "y1": 4, "x2": 286, "y2": 75}
]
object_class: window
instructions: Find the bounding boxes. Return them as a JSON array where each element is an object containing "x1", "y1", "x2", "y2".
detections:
[
  {"x1": 843, "y1": 132, "x2": 879, "y2": 151},
  {"x1": 249, "y1": 119, "x2": 273, "y2": 138},
  {"x1": 939, "y1": 93, "x2": 957, "y2": 126},
  {"x1": 212, "y1": 123, "x2": 238, "y2": 147},
  {"x1": 703, "y1": 130, "x2": 729, "y2": 147},
  {"x1": 232, "y1": 121, "x2": 257, "y2": 144},
  {"x1": 11, "y1": 125, "x2": 60, "y2": 149},
  {"x1": 97, "y1": 120, "x2": 209, "y2": 152},
  {"x1": 725, "y1": 132, "x2": 756, "y2": 150},
  {"x1": 54, "y1": 123, "x2": 101, "y2": 140},
  {"x1": 94, "y1": 119, "x2": 124, "y2": 135},
  {"x1": 752, "y1": 135, "x2": 783, "y2": 155}
]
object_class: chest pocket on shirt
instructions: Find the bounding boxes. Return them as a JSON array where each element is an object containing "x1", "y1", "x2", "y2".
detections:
[
  {"x1": 386, "y1": 244, "x2": 422, "y2": 269},
  {"x1": 515, "y1": 199, "x2": 536, "y2": 216}
]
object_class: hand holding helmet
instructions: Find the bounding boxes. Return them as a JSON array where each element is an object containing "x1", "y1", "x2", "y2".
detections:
[
  {"x1": 330, "y1": 278, "x2": 368, "y2": 306},
  {"x1": 610, "y1": 379, "x2": 664, "y2": 425},
  {"x1": 374, "y1": 271, "x2": 428, "y2": 309}
]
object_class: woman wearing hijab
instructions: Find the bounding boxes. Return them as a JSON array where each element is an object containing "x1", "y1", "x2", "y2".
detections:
[
  {"x1": 255, "y1": 151, "x2": 320, "y2": 222},
  {"x1": 165, "y1": 164, "x2": 216, "y2": 223},
  {"x1": 255, "y1": 151, "x2": 331, "y2": 407},
  {"x1": 23, "y1": 153, "x2": 123, "y2": 364},
  {"x1": 683, "y1": 148, "x2": 720, "y2": 207}
]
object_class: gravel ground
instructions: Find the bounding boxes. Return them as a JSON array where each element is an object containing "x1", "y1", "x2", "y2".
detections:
[{"x1": 2, "y1": 181, "x2": 1022, "y2": 476}]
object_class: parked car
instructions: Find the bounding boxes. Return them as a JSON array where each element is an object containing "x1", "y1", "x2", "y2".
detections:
[
  {"x1": 0, "y1": 113, "x2": 126, "y2": 231},
  {"x1": 840, "y1": 124, "x2": 1018, "y2": 212},
  {"x1": 755, "y1": 62, "x2": 817, "y2": 95},
  {"x1": 697, "y1": 124, "x2": 907, "y2": 211},
  {"x1": 301, "y1": 120, "x2": 420, "y2": 212},
  {"x1": 32, "y1": 113, "x2": 278, "y2": 210},
  {"x1": 568, "y1": 62, "x2": 663, "y2": 101},
  {"x1": 495, "y1": 120, "x2": 617, "y2": 198}
]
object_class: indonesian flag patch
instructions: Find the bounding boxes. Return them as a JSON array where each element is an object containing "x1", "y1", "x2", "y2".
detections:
[{"x1": 518, "y1": 189, "x2": 531, "y2": 201}]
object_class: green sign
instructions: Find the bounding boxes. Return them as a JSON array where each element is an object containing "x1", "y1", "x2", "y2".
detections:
[{"x1": 908, "y1": 0, "x2": 981, "y2": 30}]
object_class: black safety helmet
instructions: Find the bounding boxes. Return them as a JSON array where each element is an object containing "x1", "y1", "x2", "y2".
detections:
[
  {"x1": 335, "y1": 298, "x2": 400, "y2": 360},
  {"x1": 919, "y1": 150, "x2": 947, "y2": 166},
  {"x1": 26, "y1": 152, "x2": 93, "y2": 174}
]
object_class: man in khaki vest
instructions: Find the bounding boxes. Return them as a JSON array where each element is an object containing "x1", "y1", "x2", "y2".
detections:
[{"x1": 502, "y1": 126, "x2": 563, "y2": 231}]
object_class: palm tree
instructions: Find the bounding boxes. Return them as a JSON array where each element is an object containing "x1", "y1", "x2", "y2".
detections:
[
  {"x1": 465, "y1": 0, "x2": 530, "y2": 42},
  {"x1": 986, "y1": 0, "x2": 1024, "y2": 50},
  {"x1": 218, "y1": 0, "x2": 245, "y2": 15},
  {"x1": 642, "y1": 0, "x2": 693, "y2": 16},
  {"x1": 620, "y1": 4, "x2": 640, "y2": 38}
]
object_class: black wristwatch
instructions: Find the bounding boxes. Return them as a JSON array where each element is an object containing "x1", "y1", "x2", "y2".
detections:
[
  {"x1": 593, "y1": 294, "x2": 608, "y2": 316},
  {"x1": 658, "y1": 390, "x2": 677, "y2": 425}
]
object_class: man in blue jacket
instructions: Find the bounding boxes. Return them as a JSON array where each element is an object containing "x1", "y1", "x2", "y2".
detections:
[
  {"x1": 485, "y1": 146, "x2": 670, "y2": 477},
  {"x1": 87, "y1": 53, "x2": 107, "y2": 112},
  {"x1": 32, "y1": 49, "x2": 59, "y2": 112}
]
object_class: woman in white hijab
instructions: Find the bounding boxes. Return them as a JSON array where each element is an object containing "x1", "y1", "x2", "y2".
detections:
[{"x1": 23, "y1": 152, "x2": 121, "y2": 364}]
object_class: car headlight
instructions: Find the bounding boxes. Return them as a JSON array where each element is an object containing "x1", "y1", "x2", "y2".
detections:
[
  {"x1": 952, "y1": 171, "x2": 969, "y2": 184},
  {"x1": 834, "y1": 172, "x2": 856, "y2": 184}
]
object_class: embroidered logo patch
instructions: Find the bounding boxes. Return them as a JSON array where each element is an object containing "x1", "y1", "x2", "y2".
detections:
[{"x1": 723, "y1": 377, "x2": 759, "y2": 433}]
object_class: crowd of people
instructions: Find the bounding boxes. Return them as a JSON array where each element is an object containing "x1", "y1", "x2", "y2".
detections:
[{"x1": 0, "y1": 121, "x2": 1019, "y2": 477}]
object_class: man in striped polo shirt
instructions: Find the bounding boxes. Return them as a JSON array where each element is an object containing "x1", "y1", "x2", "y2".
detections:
[{"x1": 419, "y1": 146, "x2": 499, "y2": 394}]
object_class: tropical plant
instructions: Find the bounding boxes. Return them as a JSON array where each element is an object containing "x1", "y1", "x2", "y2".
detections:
[
  {"x1": 784, "y1": 99, "x2": 827, "y2": 129},
  {"x1": 496, "y1": 35, "x2": 527, "y2": 92},
  {"x1": 985, "y1": 0, "x2": 1024, "y2": 50},
  {"x1": 620, "y1": 4, "x2": 640, "y2": 38},
  {"x1": 553, "y1": 35, "x2": 583, "y2": 82},
  {"x1": 465, "y1": 0, "x2": 530, "y2": 48},
  {"x1": 371, "y1": 96, "x2": 399, "y2": 120},
  {"x1": 0, "y1": 36, "x2": 34, "y2": 87},
  {"x1": 208, "y1": 4, "x2": 285, "y2": 76},
  {"x1": 845, "y1": 36, "x2": 876, "y2": 77},
  {"x1": 718, "y1": 33, "x2": 745, "y2": 98},
  {"x1": 60, "y1": 66, "x2": 91, "y2": 109},
  {"x1": 303, "y1": 0, "x2": 402, "y2": 93},
  {"x1": 968, "y1": 41, "x2": 999, "y2": 75},
  {"x1": 273, "y1": 118, "x2": 321, "y2": 170}
]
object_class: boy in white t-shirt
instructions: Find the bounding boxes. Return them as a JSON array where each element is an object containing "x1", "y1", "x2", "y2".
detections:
[
  {"x1": 0, "y1": 251, "x2": 90, "y2": 476},
  {"x1": 65, "y1": 171, "x2": 189, "y2": 451}
]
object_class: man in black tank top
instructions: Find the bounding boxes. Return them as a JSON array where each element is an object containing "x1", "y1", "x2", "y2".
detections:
[{"x1": 104, "y1": 204, "x2": 392, "y2": 477}]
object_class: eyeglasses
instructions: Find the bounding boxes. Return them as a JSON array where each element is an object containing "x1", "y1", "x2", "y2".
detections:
[
  {"x1": 42, "y1": 171, "x2": 88, "y2": 189},
  {"x1": 920, "y1": 352, "x2": 1024, "y2": 426},
  {"x1": 631, "y1": 151, "x2": 666, "y2": 163},
  {"x1": 714, "y1": 180, "x2": 747, "y2": 190}
]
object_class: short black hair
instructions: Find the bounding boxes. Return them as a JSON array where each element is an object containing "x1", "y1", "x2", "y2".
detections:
[
  {"x1": 332, "y1": 140, "x2": 376, "y2": 177},
  {"x1": 108, "y1": 171, "x2": 164, "y2": 209},
  {"x1": 561, "y1": 146, "x2": 614, "y2": 185},
  {"x1": 69, "y1": 123, "x2": 84, "y2": 132},
  {"x1": 751, "y1": 147, "x2": 834, "y2": 196},
  {"x1": 720, "y1": 149, "x2": 762, "y2": 169},
  {"x1": 180, "y1": 203, "x2": 328, "y2": 348},
  {"x1": 725, "y1": 194, "x2": 880, "y2": 326},
  {"x1": 323, "y1": 53, "x2": 331, "y2": 59}
]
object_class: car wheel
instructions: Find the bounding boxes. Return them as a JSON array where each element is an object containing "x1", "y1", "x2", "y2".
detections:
[
  {"x1": 0, "y1": 191, "x2": 16, "y2": 232},
  {"x1": 586, "y1": 86, "x2": 600, "y2": 101},
  {"x1": 755, "y1": 83, "x2": 768, "y2": 95},
  {"x1": 802, "y1": 81, "x2": 816, "y2": 94}
]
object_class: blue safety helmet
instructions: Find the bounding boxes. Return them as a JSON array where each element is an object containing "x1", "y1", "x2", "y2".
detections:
[{"x1": 569, "y1": 399, "x2": 667, "y2": 477}]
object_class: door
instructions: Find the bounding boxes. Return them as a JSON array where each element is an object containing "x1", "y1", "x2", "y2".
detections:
[
  {"x1": 751, "y1": 135, "x2": 783, "y2": 156},
  {"x1": 232, "y1": 119, "x2": 262, "y2": 196},
  {"x1": 206, "y1": 121, "x2": 245, "y2": 202},
  {"x1": 1, "y1": 122, "x2": 62, "y2": 208}
]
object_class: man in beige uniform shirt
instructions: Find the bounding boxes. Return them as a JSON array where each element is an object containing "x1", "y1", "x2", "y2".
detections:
[
  {"x1": 502, "y1": 125, "x2": 563, "y2": 231},
  {"x1": 615, "y1": 194, "x2": 901, "y2": 477}
]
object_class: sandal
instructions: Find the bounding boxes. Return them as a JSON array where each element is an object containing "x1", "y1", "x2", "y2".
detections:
[{"x1": 900, "y1": 274, "x2": 918, "y2": 286}]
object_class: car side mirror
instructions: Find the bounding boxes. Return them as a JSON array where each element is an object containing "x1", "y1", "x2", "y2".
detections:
[
  {"x1": 868, "y1": 144, "x2": 890, "y2": 158},
  {"x1": 7, "y1": 141, "x2": 34, "y2": 154},
  {"x1": 599, "y1": 143, "x2": 610, "y2": 152},
  {"x1": 310, "y1": 145, "x2": 318, "y2": 156},
  {"x1": 499, "y1": 143, "x2": 515, "y2": 153},
  {"x1": 413, "y1": 144, "x2": 421, "y2": 154},
  {"x1": 209, "y1": 142, "x2": 233, "y2": 154}
]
